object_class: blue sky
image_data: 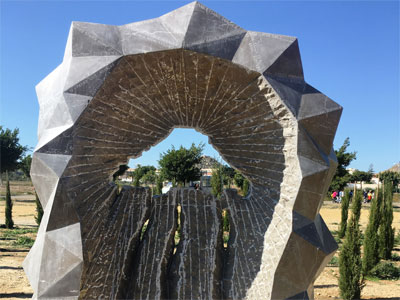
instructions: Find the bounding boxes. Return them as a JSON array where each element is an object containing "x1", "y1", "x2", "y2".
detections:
[{"x1": 1, "y1": 1, "x2": 399, "y2": 172}]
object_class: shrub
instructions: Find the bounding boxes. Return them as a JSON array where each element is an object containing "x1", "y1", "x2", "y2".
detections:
[
  {"x1": 390, "y1": 253, "x2": 400, "y2": 262},
  {"x1": 242, "y1": 179, "x2": 249, "y2": 196},
  {"x1": 329, "y1": 256, "x2": 339, "y2": 267},
  {"x1": 13, "y1": 236, "x2": 35, "y2": 248},
  {"x1": 369, "y1": 262, "x2": 400, "y2": 280},
  {"x1": 222, "y1": 209, "x2": 230, "y2": 233}
]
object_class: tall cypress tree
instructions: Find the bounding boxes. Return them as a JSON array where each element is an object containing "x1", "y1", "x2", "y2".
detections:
[
  {"x1": 155, "y1": 175, "x2": 163, "y2": 195},
  {"x1": 379, "y1": 181, "x2": 394, "y2": 259},
  {"x1": 339, "y1": 190, "x2": 350, "y2": 238},
  {"x1": 339, "y1": 190, "x2": 364, "y2": 300},
  {"x1": 352, "y1": 190, "x2": 362, "y2": 222},
  {"x1": 362, "y1": 187, "x2": 382, "y2": 275},
  {"x1": 211, "y1": 166, "x2": 223, "y2": 199},
  {"x1": 242, "y1": 179, "x2": 249, "y2": 196},
  {"x1": 5, "y1": 171, "x2": 14, "y2": 229}
]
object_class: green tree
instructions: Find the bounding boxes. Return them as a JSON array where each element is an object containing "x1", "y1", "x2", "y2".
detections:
[
  {"x1": 0, "y1": 126, "x2": 28, "y2": 185},
  {"x1": 379, "y1": 171, "x2": 400, "y2": 193},
  {"x1": 329, "y1": 138, "x2": 357, "y2": 192},
  {"x1": 233, "y1": 170, "x2": 250, "y2": 196},
  {"x1": 35, "y1": 192, "x2": 44, "y2": 226},
  {"x1": 362, "y1": 187, "x2": 382, "y2": 275},
  {"x1": 339, "y1": 191, "x2": 364, "y2": 300},
  {"x1": 1, "y1": 127, "x2": 27, "y2": 228},
  {"x1": 141, "y1": 169, "x2": 157, "y2": 186},
  {"x1": 19, "y1": 154, "x2": 32, "y2": 179},
  {"x1": 5, "y1": 172, "x2": 14, "y2": 229},
  {"x1": 233, "y1": 171, "x2": 245, "y2": 190},
  {"x1": 155, "y1": 175, "x2": 164, "y2": 195},
  {"x1": 221, "y1": 165, "x2": 235, "y2": 188},
  {"x1": 211, "y1": 166, "x2": 223, "y2": 199},
  {"x1": 158, "y1": 143, "x2": 204, "y2": 186},
  {"x1": 132, "y1": 165, "x2": 156, "y2": 187},
  {"x1": 339, "y1": 190, "x2": 350, "y2": 238},
  {"x1": 350, "y1": 170, "x2": 373, "y2": 184},
  {"x1": 379, "y1": 181, "x2": 394, "y2": 259}
]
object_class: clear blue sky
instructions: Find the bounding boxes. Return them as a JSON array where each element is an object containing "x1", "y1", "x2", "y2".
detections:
[{"x1": 1, "y1": 1, "x2": 399, "y2": 172}]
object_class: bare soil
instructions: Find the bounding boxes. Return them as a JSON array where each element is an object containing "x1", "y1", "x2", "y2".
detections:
[
  {"x1": 0, "y1": 194, "x2": 36, "y2": 299},
  {"x1": 1, "y1": 184, "x2": 399, "y2": 299},
  {"x1": 315, "y1": 203, "x2": 400, "y2": 299}
]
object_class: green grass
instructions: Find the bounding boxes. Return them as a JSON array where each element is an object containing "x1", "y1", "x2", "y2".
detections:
[
  {"x1": 1, "y1": 228, "x2": 37, "y2": 239},
  {"x1": 328, "y1": 256, "x2": 339, "y2": 266},
  {"x1": 12, "y1": 236, "x2": 35, "y2": 248},
  {"x1": 364, "y1": 275, "x2": 380, "y2": 282},
  {"x1": 390, "y1": 253, "x2": 400, "y2": 262},
  {"x1": 1, "y1": 227, "x2": 38, "y2": 249},
  {"x1": 395, "y1": 231, "x2": 400, "y2": 246}
]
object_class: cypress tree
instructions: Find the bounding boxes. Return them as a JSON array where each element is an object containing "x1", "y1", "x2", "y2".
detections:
[
  {"x1": 379, "y1": 181, "x2": 394, "y2": 259},
  {"x1": 339, "y1": 190, "x2": 350, "y2": 238},
  {"x1": 133, "y1": 175, "x2": 140, "y2": 187},
  {"x1": 5, "y1": 171, "x2": 14, "y2": 229},
  {"x1": 35, "y1": 192, "x2": 44, "y2": 225},
  {"x1": 211, "y1": 167, "x2": 223, "y2": 199},
  {"x1": 242, "y1": 179, "x2": 249, "y2": 196},
  {"x1": 339, "y1": 191, "x2": 364, "y2": 299},
  {"x1": 155, "y1": 175, "x2": 163, "y2": 195},
  {"x1": 362, "y1": 187, "x2": 382, "y2": 275},
  {"x1": 353, "y1": 190, "x2": 362, "y2": 222}
]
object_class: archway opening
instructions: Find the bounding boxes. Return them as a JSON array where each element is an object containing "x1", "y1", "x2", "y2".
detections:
[{"x1": 112, "y1": 127, "x2": 248, "y2": 195}]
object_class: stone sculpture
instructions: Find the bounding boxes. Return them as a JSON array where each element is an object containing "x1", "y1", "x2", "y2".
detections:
[{"x1": 24, "y1": 2, "x2": 342, "y2": 299}]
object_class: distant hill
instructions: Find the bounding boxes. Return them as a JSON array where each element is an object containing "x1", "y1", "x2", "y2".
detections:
[{"x1": 384, "y1": 162, "x2": 400, "y2": 173}]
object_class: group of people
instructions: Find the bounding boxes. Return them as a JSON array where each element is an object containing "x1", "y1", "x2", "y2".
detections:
[
  {"x1": 331, "y1": 190, "x2": 345, "y2": 203},
  {"x1": 331, "y1": 189, "x2": 374, "y2": 203},
  {"x1": 363, "y1": 190, "x2": 374, "y2": 203}
]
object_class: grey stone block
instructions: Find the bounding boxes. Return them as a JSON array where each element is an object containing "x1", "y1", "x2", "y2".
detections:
[{"x1": 26, "y1": 2, "x2": 342, "y2": 299}]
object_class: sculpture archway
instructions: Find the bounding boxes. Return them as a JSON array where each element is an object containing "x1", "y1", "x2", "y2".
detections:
[{"x1": 25, "y1": 2, "x2": 341, "y2": 299}]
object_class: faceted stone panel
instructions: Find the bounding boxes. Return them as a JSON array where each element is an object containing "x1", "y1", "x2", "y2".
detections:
[{"x1": 27, "y1": 2, "x2": 341, "y2": 300}]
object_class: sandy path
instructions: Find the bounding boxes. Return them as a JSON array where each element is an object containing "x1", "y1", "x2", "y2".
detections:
[
  {"x1": 315, "y1": 202, "x2": 400, "y2": 300},
  {"x1": 0, "y1": 195, "x2": 36, "y2": 299}
]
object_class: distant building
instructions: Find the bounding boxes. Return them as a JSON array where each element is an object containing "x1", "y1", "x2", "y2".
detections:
[
  {"x1": 119, "y1": 168, "x2": 134, "y2": 182},
  {"x1": 198, "y1": 155, "x2": 220, "y2": 188},
  {"x1": 346, "y1": 168, "x2": 356, "y2": 175}
]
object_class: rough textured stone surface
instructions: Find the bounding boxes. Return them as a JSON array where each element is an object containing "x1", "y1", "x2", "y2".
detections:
[{"x1": 25, "y1": 2, "x2": 342, "y2": 299}]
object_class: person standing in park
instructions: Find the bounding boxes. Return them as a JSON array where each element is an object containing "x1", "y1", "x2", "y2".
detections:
[
  {"x1": 332, "y1": 190, "x2": 338, "y2": 202},
  {"x1": 367, "y1": 190, "x2": 372, "y2": 203}
]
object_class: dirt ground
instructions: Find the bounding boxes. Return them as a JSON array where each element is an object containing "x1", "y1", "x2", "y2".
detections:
[
  {"x1": 315, "y1": 202, "x2": 400, "y2": 300},
  {"x1": 0, "y1": 195, "x2": 36, "y2": 299},
  {"x1": 1, "y1": 186, "x2": 399, "y2": 299}
]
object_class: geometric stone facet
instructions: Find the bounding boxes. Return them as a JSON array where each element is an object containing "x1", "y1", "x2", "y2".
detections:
[{"x1": 27, "y1": 2, "x2": 341, "y2": 299}]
